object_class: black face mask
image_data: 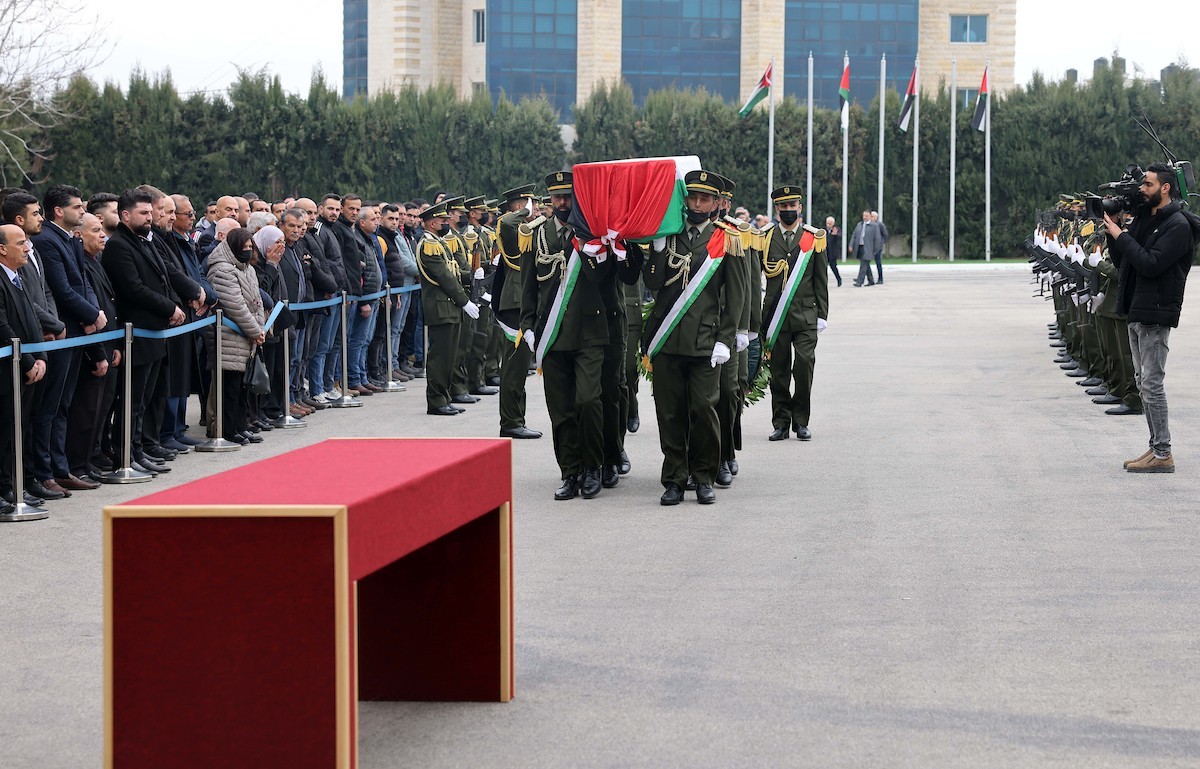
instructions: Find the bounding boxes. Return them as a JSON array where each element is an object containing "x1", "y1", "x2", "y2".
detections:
[
  {"x1": 235, "y1": 247, "x2": 253, "y2": 264},
  {"x1": 457, "y1": 214, "x2": 469, "y2": 228},
  {"x1": 554, "y1": 207, "x2": 571, "y2": 222},
  {"x1": 778, "y1": 210, "x2": 799, "y2": 226},
  {"x1": 436, "y1": 223, "x2": 451, "y2": 237},
  {"x1": 685, "y1": 208, "x2": 709, "y2": 225}
]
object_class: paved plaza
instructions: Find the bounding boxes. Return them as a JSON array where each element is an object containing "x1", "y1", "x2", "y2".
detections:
[{"x1": 3, "y1": 266, "x2": 1199, "y2": 768}]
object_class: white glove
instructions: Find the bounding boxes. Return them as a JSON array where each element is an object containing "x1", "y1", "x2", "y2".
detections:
[
  {"x1": 481, "y1": 292, "x2": 492, "y2": 304},
  {"x1": 492, "y1": 255, "x2": 500, "y2": 266},
  {"x1": 473, "y1": 267, "x2": 485, "y2": 280},
  {"x1": 1094, "y1": 292, "x2": 1105, "y2": 308},
  {"x1": 652, "y1": 237, "x2": 666, "y2": 251},
  {"x1": 735, "y1": 332, "x2": 750, "y2": 352},
  {"x1": 1087, "y1": 252, "x2": 1102, "y2": 268},
  {"x1": 817, "y1": 318, "x2": 828, "y2": 333},
  {"x1": 710, "y1": 341, "x2": 730, "y2": 368},
  {"x1": 523, "y1": 329, "x2": 536, "y2": 352},
  {"x1": 463, "y1": 301, "x2": 480, "y2": 320}
]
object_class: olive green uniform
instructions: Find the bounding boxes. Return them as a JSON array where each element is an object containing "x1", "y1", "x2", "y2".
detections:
[
  {"x1": 465, "y1": 224, "x2": 496, "y2": 391},
  {"x1": 417, "y1": 232, "x2": 471, "y2": 410},
  {"x1": 447, "y1": 226, "x2": 475, "y2": 396},
  {"x1": 496, "y1": 210, "x2": 534, "y2": 431},
  {"x1": 623, "y1": 277, "x2": 645, "y2": 425}
]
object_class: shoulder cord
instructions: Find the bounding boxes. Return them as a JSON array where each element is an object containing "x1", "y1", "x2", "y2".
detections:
[{"x1": 535, "y1": 225, "x2": 567, "y2": 282}]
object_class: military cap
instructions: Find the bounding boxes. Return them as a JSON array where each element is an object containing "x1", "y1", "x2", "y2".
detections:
[
  {"x1": 771, "y1": 185, "x2": 803, "y2": 204},
  {"x1": 685, "y1": 170, "x2": 721, "y2": 196},
  {"x1": 485, "y1": 198, "x2": 500, "y2": 212},
  {"x1": 445, "y1": 195, "x2": 468, "y2": 211},
  {"x1": 464, "y1": 195, "x2": 487, "y2": 209},
  {"x1": 545, "y1": 170, "x2": 573, "y2": 194},
  {"x1": 713, "y1": 173, "x2": 735, "y2": 199},
  {"x1": 419, "y1": 199, "x2": 452, "y2": 220},
  {"x1": 502, "y1": 183, "x2": 536, "y2": 204}
]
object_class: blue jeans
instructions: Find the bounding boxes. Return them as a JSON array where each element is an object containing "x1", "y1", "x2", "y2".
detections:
[
  {"x1": 347, "y1": 302, "x2": 377, "y2": 387},
  {"x1": 311, "y1": 310, "x2": 340, "y2": 396},
  {"x1": 1128, "y1": 322, "x2": 1171, "y2": 455}
]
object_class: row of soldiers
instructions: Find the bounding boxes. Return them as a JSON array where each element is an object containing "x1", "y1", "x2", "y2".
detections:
[
  {"x1": 1026, "y1": 195, "x2": 1143, "y2": 415},
  {"x1": 416, "y1": 170, "x2": 830, "y2": 506}
]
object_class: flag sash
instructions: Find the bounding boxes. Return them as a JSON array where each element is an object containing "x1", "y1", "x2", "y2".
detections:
[
  {"x1": 765, "y1": 236, "x2": 816, "y2": 351},
  {"x1": 646, "y1": 252, "x2": 724, "y2": 360},
  {"x1": 495, "y1": 315, "x2": 519, "y2": 345},
  {"x1": 534, "y1": 250, "x2": 581, "y2": 367}
]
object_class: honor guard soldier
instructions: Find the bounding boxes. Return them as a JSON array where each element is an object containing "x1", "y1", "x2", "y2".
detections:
[
  {"x1": 494, "y1": 184, "x2": 542, "y2": 439},
  {"x1": 521, "y1": 171, "x2": 610, "y2": 500},
  {"x1": 482, "y1": 198, "x2": 505, "y2": 387},
  {"x1": 444, "y1": 195, "x2": 479, "y2": 405},
  {"x1": 642, "y1": 169, "x2": 748, "y2": 506},
  {"x1": 417, "y1": 199, "x2": 480, "y2": 415},
  {"x1": 464, "y1": 195, "x2": 499, "y2": 397},
  {"x1": 760, "y1": 185, "x2": 829, "y2": 442}
]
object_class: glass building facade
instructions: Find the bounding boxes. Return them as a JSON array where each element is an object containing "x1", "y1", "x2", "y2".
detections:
[
  {"x1": 487, "y1": 0, "x2": 578, "y2": 118},
  {"x1": 343, "y1": 0, "x2": 369, "y2": 100},
  {"x1": 622, "y1": 0, "x2": 742, "y2": 104},
  {"x1": 783, "y1": 1, "x2": 919, "y2": 110}
]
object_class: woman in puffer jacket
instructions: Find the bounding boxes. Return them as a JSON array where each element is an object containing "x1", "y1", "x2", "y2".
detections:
[{"x1": 205, "y1": 228, "x2": 266, "y2": 444}]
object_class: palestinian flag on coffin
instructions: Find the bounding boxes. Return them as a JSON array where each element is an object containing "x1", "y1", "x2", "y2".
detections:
[{"x1": 566, "y1": 155, "x2": 702, "y2": 249}]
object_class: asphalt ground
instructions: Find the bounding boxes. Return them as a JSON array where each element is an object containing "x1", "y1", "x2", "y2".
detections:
[{"x1": 2, "y1": 265, "x2": 1198, "y2": 768}]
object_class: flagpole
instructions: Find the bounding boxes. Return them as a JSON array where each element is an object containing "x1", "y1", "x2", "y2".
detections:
[
  {"x1": 949, "y1": 58, "x2": 956, "y2": 263},
  {"x1": 767, "y1": 56, "x2": 776, "y2": 221},
  {"x1": 806, "y1": 51, "x2": 813, "y2": 221},
  {"x1": 912, "y1": 56, "x2": 919, "y2": 263},
  {"x1": 985, "y1": 60, "x2": 991, "y2": 261},
  {"x1": 878, "y1": 53, "x2": 886, "y2": 221},
  {"x1": 841, "y1": 51, "x2": 849, "y2": 265}
]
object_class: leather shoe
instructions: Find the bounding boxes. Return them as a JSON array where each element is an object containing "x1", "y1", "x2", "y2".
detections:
[
  {"x1": 240, "y1": 430, "x2": 264, "y2": 443},
  {"x1": 1058, "y1": 361, "x2": 1080, "y2": 370},
  {"x1": 500, "y1": 425, "x2": 541, "y2": 438},
  {"x1": 162, "y1": 438, "x2": 192, "y2": 454},
  {"x1": 1085, "y1": 386, "x2": 1109, "y2": 396},
  {"x1": 627, "y1": 414, "x2": 640, "y2": 433},
  {"x1": 1078, "y1": 376, "x2": 1103, "y2": 387},
  {"x1": 685, "y1": 475, "x2": 697, "y2": 491},
  {"x1": 729, "y1": 459, "x2": 739, "y2": 476},
  {"x1": 55, "y1": 474, "x2": 100, "y2": 491},
  {"x1": 554, "y1": 477, "x2": 579, "y2": 501},
  {"x1": 470, "y1": 385, "x2": 499, "y2": 396},
  {"x1": 30, "y1": 479, "x2": 67, "y2": 499},
  {"x1": 365, "y1": 383, "x2": 384, "y2": 393},
  {"x1": 1093, "y1": 394, "x2": 1122, "y2": 405},
  {"x1": 1105, "y1": 404, "x2": 1143, "y2": 416},
  {"x1": 144, "y1": 445, "x2": 177, "y2": 462},
  {"x1": 794, "y1": 425, "x2": 812, "y2": 441},
  {"x1": 130, "y1": 459, "x2": 161, "y2": 476},
  {"x1": 618, "y1": 449, "x2": 631, "y2": 475},
  {"x1": 1065, "y1": 368, "x2": 1089, "y2": 378},
  {"x1": 353, "y1": 385, "x2": 374, "y2": 396},
  {"x1": 223, "y1": 433, "x2": 248, "y2": 446},
  {"x1": 769, "y1": 426, "x2": 789, "y2": 441},
  {"x1": 304, "y1": 397, "x2": 328, "y2": 410},
  {"x1": 486, "y1": 375, "x2": 501, "y2": 387},
  {"x1": 660, "y1": 483, "x2": 683, "y2": 506},
  {"x1": 715, "y1": 462, "x2": 733, "y2": 488},
  {"x1": 452, "y1": 405, "x2": 466, "y2": 413},
  {"x1": 428, "y1": 405, "x2": 460, "y2": 416},
  {"x1": 175, "y1": 434, "x2": 204, "y2": 447},
  {"x1": 581, "y1": 467, "x2": 602, "y2": 498},
  {"x1": 451, "y1": 393, "x2": 477, "y2": 404},
  {"x1": 1049, "y1": 341, "x2": 1066, "y2": 348},
  {"x1": 696, "y1": 483, "x2": 716, "y2": 504},
  {"x1": 601, "y1": 465, "x2": 619, "y2": 488}
]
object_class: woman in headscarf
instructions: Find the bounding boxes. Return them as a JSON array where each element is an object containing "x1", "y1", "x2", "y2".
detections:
[
  {"x1": 205, "y1": 227, "x2": 266, "y2": 445},
  {"x1": 252, "y1": 225, "x2": 304, "y2": 425}
]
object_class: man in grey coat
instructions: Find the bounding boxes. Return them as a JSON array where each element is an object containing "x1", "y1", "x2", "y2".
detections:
[{"x1": 849, "y1": 209, "x2": 883, "y2": 287}]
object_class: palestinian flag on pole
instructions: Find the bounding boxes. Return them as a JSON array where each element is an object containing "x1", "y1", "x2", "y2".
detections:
[
  {"x1": 738, "y1": 62, "x2": 773, "y2": 117},
  {"x1": 898, "y1": 65, "x2": 917, "y2": 132},
  {"x1": 838, "y1": 61, "x2": 851, "y2": 130},
  {"x1": 567, "y1": 155, "x2": 701, "y2": 247},
  {"x1": 971, "y1": 66, "x2": 989, "y2": 132}
]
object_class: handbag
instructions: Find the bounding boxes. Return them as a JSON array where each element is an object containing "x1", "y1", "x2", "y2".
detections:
[{"x1": 243, "y1": 347, "x2": 271, "y2": 395}]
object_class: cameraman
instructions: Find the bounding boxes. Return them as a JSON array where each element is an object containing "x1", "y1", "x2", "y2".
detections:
[{"x1": 1102, "y1": 162, "x2": 1197, "y2": 473}]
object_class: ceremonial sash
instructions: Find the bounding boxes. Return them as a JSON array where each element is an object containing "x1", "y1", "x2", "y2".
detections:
[
  {"x1": 495, "y1": 315, "x2": 520, "y2": 345},
  {"x1": 645, "y1": 230, "x2": 727, "y2": 361},
  {"x1": 765, "y1": 230, "x2": 816, "y2": 351},
  {"x1": 534, "y1": 248, "x2": 582, "y2": 368}
]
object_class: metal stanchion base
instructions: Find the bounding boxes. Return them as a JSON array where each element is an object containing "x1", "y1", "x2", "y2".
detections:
[
  {"x1": 328, "y1": 394, "x2": 363, "y2": 408},
  {"x1": 0, "y1": 502, "x2": 49, "y2": 522},
  {"x1": 194, "y1": 438, "x2": 242, "y2": 453},
  {"x1": 272, "y1": 415, "x2": 308, "y2": 428},
  {"x1": 378, "y1": 381, "x2": 406, "y2": 393},
  {"x1": 99, "y1": 466, "x2": 155, "y2": 484}
]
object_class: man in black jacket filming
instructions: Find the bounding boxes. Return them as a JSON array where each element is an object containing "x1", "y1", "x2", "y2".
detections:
[{"x1": 1103, "y1": 162, "x2": 1197, "y2": 473}]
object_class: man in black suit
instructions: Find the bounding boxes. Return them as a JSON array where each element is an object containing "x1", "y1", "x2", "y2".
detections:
[
  {"x1": 102, "y1": 189, "x2": 190, "y2": 475},
  {"x1": 0, "y1": 224, "x2": 49, "y2": 513},
  {"x1": 31, "y1": 184, "x2": 107, "y2": 495}
]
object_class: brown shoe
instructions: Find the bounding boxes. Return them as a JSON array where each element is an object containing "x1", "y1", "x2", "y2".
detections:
[
  {"x1": 365, "y1": 382, "x2": 383, "y2": 393},
  {"x1": 392, "y1": 370, "x2": 410, "y2": 382},
  {"x1": 289, "y1": 404, "x2": 307, "y2": 417},
  {"x1": 1123, "y1": 449, "x2": 1153, "y2": 469},
  {"x1": 40, "y1": 479, "x2": 73, "y2": 497},
  {"x1": 55, "y1": 474, "x2": 101, "y2": 491},
  {"x1": 354, "y1": 385, "x2": 374, "y2": 396},
  {"x1": 1127, "y1": 452, "x2": 1175, "y2": 473}
]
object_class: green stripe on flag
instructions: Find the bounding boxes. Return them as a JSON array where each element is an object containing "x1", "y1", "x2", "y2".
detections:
[{"x1": 738, "y1": 86, "x2": 769, "y2": 117}]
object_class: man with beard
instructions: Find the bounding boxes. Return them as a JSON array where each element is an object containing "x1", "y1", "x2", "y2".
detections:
[
  {"x1": 494, "y1": 184, "x2": 542, "y2": 440},
  {"x1": 292, "y1": 198, "x2": 339, "y2": 408},
  {"x1": 87, "y1": 192, "x2": 120, "y2": 236},
  {"x1": 373, "y1": 203, "x2": 417, "y2": 386},
  {"x1": 311, "y1": 194, "x2": 350, "y2": 401}
]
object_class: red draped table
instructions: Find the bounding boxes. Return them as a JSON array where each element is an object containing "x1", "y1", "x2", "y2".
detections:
[{"x1": 103, "y1": 437, "x2": 514, "y2": 769}]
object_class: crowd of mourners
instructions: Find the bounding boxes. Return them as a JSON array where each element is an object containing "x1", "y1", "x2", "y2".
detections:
[{"x1": 0, "y1": 184, "x2": 447, "y2": 510}]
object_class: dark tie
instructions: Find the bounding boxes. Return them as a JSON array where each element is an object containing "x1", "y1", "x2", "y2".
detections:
[
  {"x1": 12, "y1": 273, "x2": 24, "y2": 291},
  {"x1": 784, "y1": 230, "x2": 795, "y2": 249},
  {"x1": 688, "y1": 226, "x2": 699, "y2": 245}
]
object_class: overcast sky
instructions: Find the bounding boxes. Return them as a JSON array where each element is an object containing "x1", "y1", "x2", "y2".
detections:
[{"x1": 80, "y1": 1, "x2": 1199, "y2": 97}]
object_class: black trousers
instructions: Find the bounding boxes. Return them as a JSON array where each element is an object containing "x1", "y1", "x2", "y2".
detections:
[
  {"x1": 542, "y1": 346, "x2": 605, "y2": 478},
  {"x1": 0, "y1": 383, "x2": 35, "y2": 496},
  {"x1": 30, "y1": 346, "x2": 80, "y2": 480},
  {"x1": 222, "y1": 370, "x2": 248, "y2": 439},
  {"x1": 66, "y1": 361, "x2": 118, "y2": 476},
  {"x1": 115, "y1": 358, "x2": 161, "y2": 461}
]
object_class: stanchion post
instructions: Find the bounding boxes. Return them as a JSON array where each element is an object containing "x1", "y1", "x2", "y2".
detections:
[
  {"x1": 379, "y1": 285, "x2": 404, "y2": 393},
  {"x1": 99, "y1": 323, "x2": 153, "y2": 484},
  {"x1": 1, "y1": 337, "x2": 49, "y2": 521},
  {"x1": 272, "y1": 300, "x2": 306, "y2": 428},
  {"x1": 329, "y1": 291, "x2": 362, "y2": 408},
  {"x1": 195, "y1": 310, "x2": 240, "y2": 452}
]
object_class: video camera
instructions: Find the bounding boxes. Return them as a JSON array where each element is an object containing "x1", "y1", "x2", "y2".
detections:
[{"x1": 1084, "y1": 110, "x2": 1197, "y2": 221}]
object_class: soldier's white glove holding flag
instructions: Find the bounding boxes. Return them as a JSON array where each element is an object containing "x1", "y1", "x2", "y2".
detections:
[{"x1": 524, "y1": 330, "x2": 536, "y2": 353}]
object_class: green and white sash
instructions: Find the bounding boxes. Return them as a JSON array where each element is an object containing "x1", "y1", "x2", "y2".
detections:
[
  {"x1": 765, "y1": 242, "x2": 816, "y2": 351},
  {"x1": 534, "y1": 250, "x2": 582, "y2": 368},
  {"x1": 645, "y1": 252, "x2": 724, "y2": 360},
  {"x1": 495, "y1": 315, "x2": 519, "y2": 345}
]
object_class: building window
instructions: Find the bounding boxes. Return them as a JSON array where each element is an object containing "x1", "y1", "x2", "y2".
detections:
[
  {"x1": 473, "y1": 81, "x2": 487, "y2": 94},
  {"x1": 475, "y1": 9, "x2": 486, "y2": 44},
  {"x1": 950, "y1": 14, "x2": 987, "y2": 43},
  {"x1": 622, "y1": 0, "x2": 742, "y2": 105},
  {"x1": 342, "y1": 0, "x2": 369, "y2": 100},
  {"x1": 956, "y1": 88, "x2": 979, "y2": 109}
]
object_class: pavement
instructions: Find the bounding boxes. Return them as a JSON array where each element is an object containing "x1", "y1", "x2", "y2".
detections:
[{"x1": 3, "y1": 266, "x2": 1199, "y2": 768}]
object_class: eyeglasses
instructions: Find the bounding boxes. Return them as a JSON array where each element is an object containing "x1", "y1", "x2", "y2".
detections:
[{"x1": 177, "y1": 211, "x2": 195, "y2": 219}]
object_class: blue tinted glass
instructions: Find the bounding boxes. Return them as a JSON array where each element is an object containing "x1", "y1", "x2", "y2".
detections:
[
  {"x1": 487, "y1": 0, "x2": 577, "y2": 117},
  {"x1": 621, "y1": 0, "x2": 741, "y2": 104},
  {"x1": 972, "y1": 15, "x2": 988, "y2": 42}
]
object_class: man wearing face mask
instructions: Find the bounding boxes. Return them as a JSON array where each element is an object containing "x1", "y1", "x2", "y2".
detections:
[
  {"x1": 521, "y1": 171, "x2": 611, "y2": 501},
  {"x1": 493, "y1": 184, "x2": 542, "y2": 439},
  {"x1": 463, "y1": 196, "x2": 499, "y2": 397},
  {"x1": 443, "y1": 196, "x2": 480, "y2": 405},
  {"x1": 417, "y1": 199, "x2": 479, "y2": 416},
  {"x1": 642, "y1": 170, "x2": 748, "y2": 506},
  {"x1": 761, "y1": 186, "x2": 829, "y2": 442}
]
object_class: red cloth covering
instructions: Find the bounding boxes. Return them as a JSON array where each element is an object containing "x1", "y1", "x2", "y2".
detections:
[{"x1": 571, "y1": 158, "x2": 681, "y2": 243}]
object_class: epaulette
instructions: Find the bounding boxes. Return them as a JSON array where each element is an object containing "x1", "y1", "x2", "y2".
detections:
[
  {"x1": 518, "y1": 217, "x2": 546, "y2": 254},
  {"x1": 756, "y1": 223, "x2": 776, "y2": 252},
  {"x1": 421, "y1": 233, "x2": 444, "y2": 257},
  {"x1": 1079, "y1": 220, "x2": 1096, "y2": 238},
  {"x1": 713, "y1": 221, "x2": 745, "y2": 257},
  {"x1": 803, "y1": 224, "x2": 828, "y2": 254}
]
